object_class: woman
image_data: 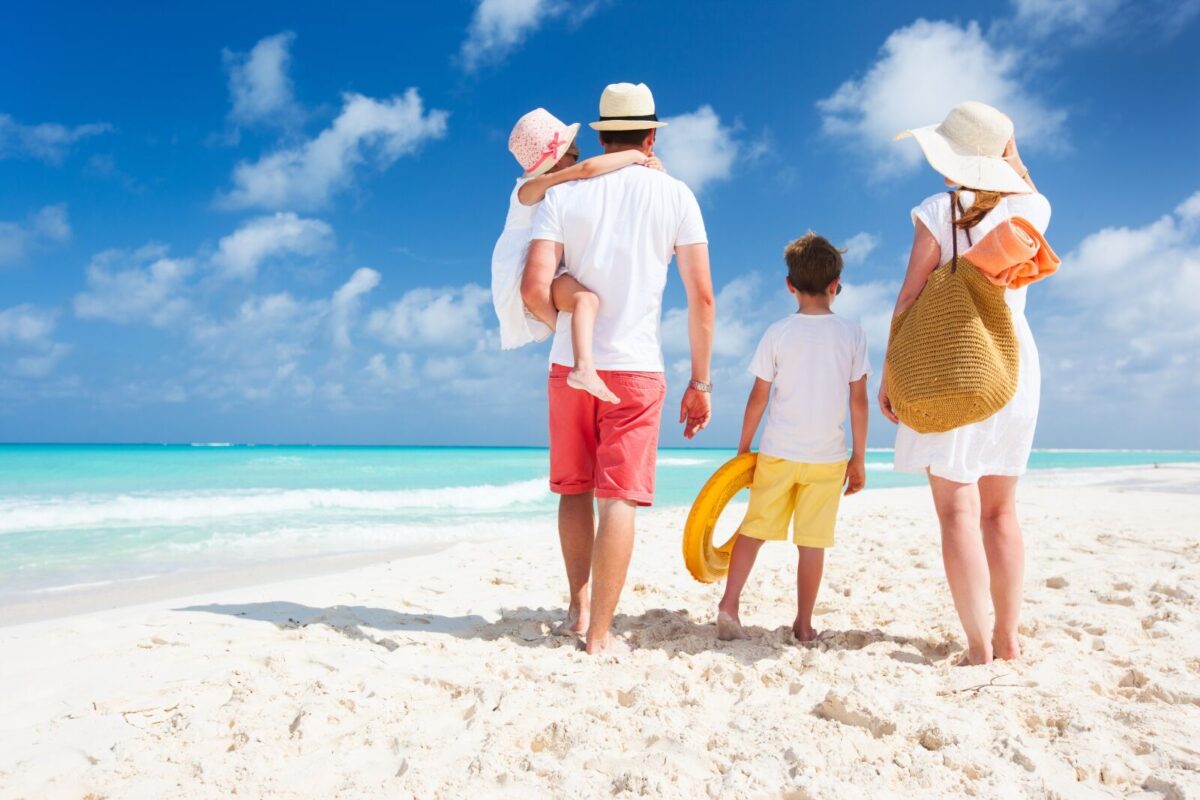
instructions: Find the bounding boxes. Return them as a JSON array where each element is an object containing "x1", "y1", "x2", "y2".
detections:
[{"x1": 880, "y1": 101, "x2": 1050, "y2": 665}]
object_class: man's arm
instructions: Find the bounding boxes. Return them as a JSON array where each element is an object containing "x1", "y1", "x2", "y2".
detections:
[
  {"x1": 675, "y1": 242, "x2": 715, "y2": 439},
  {"x1": 521, "y1": 239, "x2": 564, "y2": 329}
]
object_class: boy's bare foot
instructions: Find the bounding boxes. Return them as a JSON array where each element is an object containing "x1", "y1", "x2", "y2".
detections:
[
  {"x1": 716, "y1": 611, "x2": 749, "y2": 641},
  {"x1": 792, "y1": 620, "x2": 819, "y2": 643},
  {"x1": 567, "y1": 368, "x2": 620, "y2": 404},
  {"x1": 992, "y1": 634, "x2": 1021, "y2": 661},
  {"x1": 584, "y1": 633, "x2": 631, "y2": 657}
]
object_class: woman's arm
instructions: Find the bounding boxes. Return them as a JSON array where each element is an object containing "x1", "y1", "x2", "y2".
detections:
[
  {"x1": 737, "y1": 378, "x2": 772, "y2": 454},
  {"x1": 878, "y1": 221, "x2": 941, "y2": 423},
  {"x1": 1003, "y1": 136, "x2": 1037, "y2": 192},
  {"x1": 517, "y1": 150, "x2": 648, "y2": 206}
]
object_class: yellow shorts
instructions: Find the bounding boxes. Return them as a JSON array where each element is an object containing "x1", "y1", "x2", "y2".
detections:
[{"x1": 738, "y1": 456, "x2": 847, "y2": 548}]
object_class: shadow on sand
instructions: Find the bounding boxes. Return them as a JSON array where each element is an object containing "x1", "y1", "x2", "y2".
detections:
[{"x1": 177, "y1": 601, "x2": 953, "y2": 664}]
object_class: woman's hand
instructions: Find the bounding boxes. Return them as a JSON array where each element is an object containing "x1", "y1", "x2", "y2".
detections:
[{"x1": 878, "y1": 382, "x2": 899, "y2": 424}]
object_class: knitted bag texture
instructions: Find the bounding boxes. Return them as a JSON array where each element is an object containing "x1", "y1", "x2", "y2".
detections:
[{"x1": 884, "y1": 192, "x2": 1019, "y2": 434}]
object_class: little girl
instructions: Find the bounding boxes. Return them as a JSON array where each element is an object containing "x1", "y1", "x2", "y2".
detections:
[{"x1": 491, "y1": 107, "x2": 658, "y2": 403}]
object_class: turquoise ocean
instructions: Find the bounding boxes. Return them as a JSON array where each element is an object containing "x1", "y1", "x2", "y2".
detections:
[{"x1": 2, "y1": 445, "x2": 1197, "y2": 602}]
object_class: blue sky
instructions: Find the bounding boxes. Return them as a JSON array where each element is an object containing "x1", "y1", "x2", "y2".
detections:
[{"x1": 2, "y1": 0, "x2": 1198, "y2": 448}]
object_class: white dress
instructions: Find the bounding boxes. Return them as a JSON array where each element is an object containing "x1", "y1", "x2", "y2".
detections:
[
  {"x1": 893, "y1": 190, "x2": 1053, "y2": 484},
  {"x1": 491, "y1": 178, "x2": 553, "y2": 350}
]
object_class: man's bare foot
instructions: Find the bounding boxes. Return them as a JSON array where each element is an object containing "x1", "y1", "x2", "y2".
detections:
[
  {"x1": 567, "y1": 368, "x2": 620, "y2": 404},
  {"x1": 716, "y1": 611, "x2": 749, "y2": 641},
  {"x1": 792, "y1": 619, "x2": 819, "y2": 643},
  {"x1": 992, "y1": 634, "x2": 1021, "y2": 661},
  {"x1": 584, "y1": 633, "x2": 631, "y2": 657},
  {"x1": 552, "y1": 607, "x2": 589, "y2": 638}
]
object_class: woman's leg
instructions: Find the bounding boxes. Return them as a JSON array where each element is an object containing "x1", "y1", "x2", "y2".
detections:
[
  {"x1": 929, "y1": 474, "x2": 993, "y2": 664},
  {"x1": 716, "y1": 535, "x2": 765, "y2": 639},
  {"x1": 978, "y1": 475, "x2": 1024, "y2": 660},
  {"x1": 551, "y1": 274, "x2": 618, "y2": 404}
]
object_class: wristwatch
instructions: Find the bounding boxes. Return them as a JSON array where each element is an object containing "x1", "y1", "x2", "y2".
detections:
[{"x1": 688, "y1": 379, "x2": 713, "y2": 393}]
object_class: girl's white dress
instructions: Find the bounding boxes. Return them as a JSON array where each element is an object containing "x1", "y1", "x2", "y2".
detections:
[
  {"x1": 893, "y1": 190, "x2": 1053, "y2": 484},
  {"x1": 491, "y1": 178, "x2": 553, "y2": 350}
]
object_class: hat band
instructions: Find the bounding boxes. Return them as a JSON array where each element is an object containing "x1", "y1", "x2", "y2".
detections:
[
  {"x1": 598, "y1": 113, "x2": 659, "y2": 122},
  {"x1": 526, "y1": 131, "x2": 564, "y2": 173}
]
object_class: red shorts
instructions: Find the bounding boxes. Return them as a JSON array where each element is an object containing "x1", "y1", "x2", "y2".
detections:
[{"x1": 548, "y1": 364, "x2": 667, "y2": 506}]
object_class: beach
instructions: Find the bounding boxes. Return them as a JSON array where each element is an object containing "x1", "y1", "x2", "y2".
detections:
[{"x1": 1, "y1": 463, "x2": 1198, "y2": 799}]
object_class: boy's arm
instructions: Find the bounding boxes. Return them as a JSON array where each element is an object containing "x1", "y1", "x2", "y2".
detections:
[
  {"x1": 737, "y1": 379, "x2": 772, "y2": 454},
  {"x1": 517, "y1": 150, "x2": 648, "y2": 206},
  {"x1": 845, "y1": 376, "x2": 869, "y2": 495}
]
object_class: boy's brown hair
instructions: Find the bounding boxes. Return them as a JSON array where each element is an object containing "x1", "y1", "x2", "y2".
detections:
[{"x1": 784, "y1": 232, "x2": 844, "y2": 294}]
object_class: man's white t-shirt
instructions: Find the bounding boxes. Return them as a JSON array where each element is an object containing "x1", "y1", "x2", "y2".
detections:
[
  {"x1": 530, "y1": 165, "x2": 707, "y2": 371},
  {"x1": 749, "y1": 313, "x2": 871, "y2": 463}
]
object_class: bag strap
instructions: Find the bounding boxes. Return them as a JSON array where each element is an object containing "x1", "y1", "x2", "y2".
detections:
[{"x1": 948, "y1": 190, "x2": 958, "y2": 273}]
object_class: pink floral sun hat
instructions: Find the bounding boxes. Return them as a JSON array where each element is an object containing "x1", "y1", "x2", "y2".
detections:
[{"x1": 508, "y1": 108, "x2": 581, "y2": 178}]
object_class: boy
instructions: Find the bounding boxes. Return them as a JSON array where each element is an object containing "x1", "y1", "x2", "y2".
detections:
[{"x1": 716, "y1": 232, "x2": 870, "y2": 642}]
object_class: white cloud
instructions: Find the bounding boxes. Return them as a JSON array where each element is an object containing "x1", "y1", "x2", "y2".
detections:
[
  {"x1": 73, "y1": 245, "x2": 192, "y2": 326},
  {"x1": 817, "y1": 19, "x2": 1067, "y2": 179},
  {"x1": 1009, "y1": 0, "x2": 1122, "y2": 38},
  {"x1": 460, "y1": 0, "x2": 563, "y2": 72},
  {"x1": 655, "y1": 106, "x2": 742, "y2": 194},
  {"x1": 0, "y1": 304, "x2": 70, "y2": 377},
  {"x1": 0, "y1": 114, "x2": 112, "y2": 164},
  {"x1": 223, "y1": 31, "x2": 303, "y2": 130},
  {"x1": 1007, "y1": 0, "x2": 1199, "y2": 41},
  {"x1": 220, "y1": 90, "x2": 448, "y2": 211},
  {"x1": 0, "y1": 204, "x2": 71, "y2": 266},
  {"x1": 842, "y1": 232, "x2": 880, "y2": 266},
  {"x1": 212, "y1": 212, "x2": 333, "y2": 280},
  {"x1": 1037, "y1": 190, "x2": 1200, "y2": 428},
  {"x1": 367, "y1": 283, "x2": 491, "y2": 348},
  {"x1": 330, "y1": 267, "x2": 381, "y2": 349}
]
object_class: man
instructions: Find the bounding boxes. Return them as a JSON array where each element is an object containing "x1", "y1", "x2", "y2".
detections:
[{"x1": 521, "y1": 82, "x2": 716, "y2": 656}]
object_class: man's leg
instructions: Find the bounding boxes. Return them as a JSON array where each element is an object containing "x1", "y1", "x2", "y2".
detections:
[
  {"x1": 557, "y1": 491, "x2": 595, "y2": 635},
  {"x1": 585, "y1": 497, "x2": 637, "y2": 655}
]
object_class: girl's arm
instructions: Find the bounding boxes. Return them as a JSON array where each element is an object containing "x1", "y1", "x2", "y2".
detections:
[
  {"x1": 517, "y1": 149, "x2": 648, "y2": 206},
  {"x1": 879, "y1": 221, "x2": 941, "y2": 424},
  {"x1": 737, "y1": 378, "x2": 772, "y2": 454}
]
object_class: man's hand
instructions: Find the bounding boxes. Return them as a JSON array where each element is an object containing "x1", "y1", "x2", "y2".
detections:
[
  {"x1": 844, "y1": 456, "x2": 866, "y2": 496},
  {"x1": 679, "y1": 387, "x2": 711, "y2": 439}
]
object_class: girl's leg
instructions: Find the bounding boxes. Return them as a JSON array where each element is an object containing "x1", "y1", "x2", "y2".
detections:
[
  {"x1": 716, "y1": 535, "x2": 765, "y2": 640},
  {"x1": 551, "y1": 274, "x2": 618, "y2": 404},
  {"x1": 978, "y1": 475, "x2": 1024, "y2": 660},
  {"x1": 929, "y1": 474, "x2": 993, "y2": 664},
  {"x1": 793, "y1": 546, "x2": 825, "y2": 642}
]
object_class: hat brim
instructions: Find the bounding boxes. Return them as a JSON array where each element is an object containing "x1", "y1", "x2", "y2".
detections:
[
  {"x1": 895, "y1": 125, "x2": 1031, "y2": 194},
  {"x1": 588, "y1": 120, "x2": 668, "y2": 131},
  {"x1": 523, "y1": 122, "x2": 581, "y2": 178}
]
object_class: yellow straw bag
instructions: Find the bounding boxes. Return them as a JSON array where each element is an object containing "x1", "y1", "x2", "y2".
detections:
[{"x1": 884, "y1": 192, "x2": 1018, "y2": 434}]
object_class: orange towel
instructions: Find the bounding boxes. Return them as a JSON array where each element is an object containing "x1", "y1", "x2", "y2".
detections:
[{"x1": 963, "y1": 216, "x2": 1060, "y2": 289}]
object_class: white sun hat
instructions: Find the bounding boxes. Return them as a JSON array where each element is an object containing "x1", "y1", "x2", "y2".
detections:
[
  {"x1": 894, "y1": 101, "x2": 1031, "y2": 194},
  {"x1": 508, "y1": 108, "x2": 581, "y2": 178},
  {"x1": 589, "y1": 82, "x2": 669, "y2": 131}
]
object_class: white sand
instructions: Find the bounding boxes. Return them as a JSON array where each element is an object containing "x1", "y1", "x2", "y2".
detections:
[{"x1": 2, "y1": 465, "x2": 1198, "y2": 799}]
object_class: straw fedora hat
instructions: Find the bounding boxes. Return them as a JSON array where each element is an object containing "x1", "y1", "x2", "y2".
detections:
[
  {"x1": 508, "y1": 108, "x2": 581, "y2": 178},
  {"x1": 894, "y1": 101, "x2": 1031, "y2": 194},
  {"x1": 589, "y1": 82, "x2": 669, "y2": 131}
]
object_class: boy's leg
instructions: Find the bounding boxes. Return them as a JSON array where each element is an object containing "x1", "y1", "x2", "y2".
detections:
[
  {"x1": 716, "y1": 535, "x2": 765, "y2": 640},
  {"x1": 793, "y1": 546, "x2": 825, "y2": 642},
  {"x1": 551, "y1": 274, "x2": 618, "y2": 404}
]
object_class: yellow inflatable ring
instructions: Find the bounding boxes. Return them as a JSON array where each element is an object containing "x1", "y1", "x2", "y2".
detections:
[{"x1": 682, "y1": 452, "x2": 757, "y2": 583}]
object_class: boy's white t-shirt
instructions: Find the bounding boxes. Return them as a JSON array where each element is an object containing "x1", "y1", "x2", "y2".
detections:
[
  {"x1": 748, "y1": 313, "x2": 871, "y2": 464},
  {"x1": 530, "y1": 165, "x2": 707, "y2": 371}
]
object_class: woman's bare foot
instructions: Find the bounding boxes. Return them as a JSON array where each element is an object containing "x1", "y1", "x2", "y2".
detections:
[
  {"x1": 567, "y1": 368, "x2": 619, "y2": 404},
  {"x1": 792, "y1": 619, "x2": 819, "y2": 643},
  {"x1": 992, "y1": 634, "x2": 1021, "y2": 661},
  {"x1": 716, "y1": 610, "x2": 749, "y2": 641},
  {"x1": 552, "y1": 606, "x2": 589, "y2": 638},
  {"x1": 584, "y1": 633, "x2": 631, "y2": 657},
  {"x1": 954, "y1": 645, "x2": 993, "y2": 666}
]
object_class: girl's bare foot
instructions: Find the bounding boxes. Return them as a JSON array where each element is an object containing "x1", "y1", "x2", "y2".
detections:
[
  {"x1": 716, "y1": 610, "x2": 749, "y2": 641},
  {"x1": 567, "y1": 368, "x2": 619, "y2": 404},
  {"x1": 584, "y1": 633, "x2": 632, "y2": 657},
  {"x1": 992, "y1": 634, "x2": 1021, "y2": 661},
  {"x1": 792, "y1": 619, "x2": 819, "y2": 643}
]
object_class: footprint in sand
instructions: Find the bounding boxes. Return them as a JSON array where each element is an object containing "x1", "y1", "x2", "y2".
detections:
[{"x1": 1045, "y1": 576, "x2": 1068, "y2": 589}]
